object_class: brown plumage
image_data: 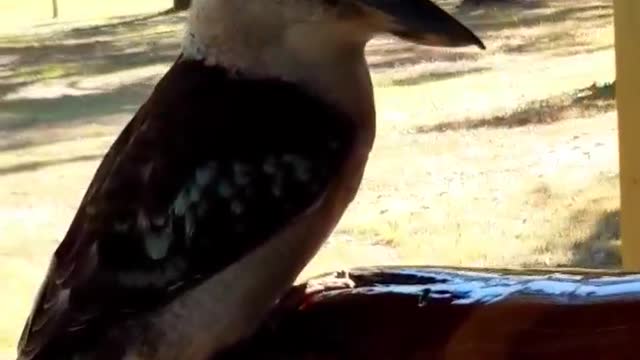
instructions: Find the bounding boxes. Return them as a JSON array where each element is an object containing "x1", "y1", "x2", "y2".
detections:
[{"x1": 16, "y1": 1, "x2": 484, "y2": 359}]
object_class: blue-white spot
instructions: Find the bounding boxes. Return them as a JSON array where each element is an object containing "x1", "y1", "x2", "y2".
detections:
[
  {"x1": 231, "y1": 200, "x2": 244, "y2": 215},
  {"x1": 143, "y1": 229, "x2": 172, "y2": 260},
  {"x1": 233, "y1": 163, "x2": 251, "y2": 185},
  {"x1": 217, "y1": 180, "x2": 233, "y2": 198},
  {"x1": 263, "y1": 156, "x2": 277, "y2": 174}
]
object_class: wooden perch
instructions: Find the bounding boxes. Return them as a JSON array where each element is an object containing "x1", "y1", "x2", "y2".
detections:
[{"x1": 215, "y1": 266, "x2": 640, "y2": 360}]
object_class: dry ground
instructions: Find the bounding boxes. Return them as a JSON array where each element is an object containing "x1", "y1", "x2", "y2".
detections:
[{"x1": 0, "y1": 0, "x2": 618, "y2": 357}]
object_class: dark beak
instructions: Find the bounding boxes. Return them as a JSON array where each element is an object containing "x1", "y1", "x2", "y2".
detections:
[{"x1": 358, "y1": 0, "x2": 485, "y2": 49}]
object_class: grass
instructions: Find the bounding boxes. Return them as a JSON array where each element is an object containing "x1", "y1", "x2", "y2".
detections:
[
  {"x1": 0, "y1": 0, "x2": 619, "y2": 357},
  {"x1": 0, "y1": 0, "x2": 175, "y2": 33},
  {"x1": 415, "y1": 81, "x2": 616, "y2": 133}
]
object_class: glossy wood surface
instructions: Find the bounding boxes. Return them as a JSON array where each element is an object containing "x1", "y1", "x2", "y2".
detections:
[{"x1": 216, "y1": 266, "x2": 640, "y2": 359}]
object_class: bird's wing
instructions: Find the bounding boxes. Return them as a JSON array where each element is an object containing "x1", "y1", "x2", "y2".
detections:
[{"x1": 16, "y1": 56, "x2": 357, "y2": 359}]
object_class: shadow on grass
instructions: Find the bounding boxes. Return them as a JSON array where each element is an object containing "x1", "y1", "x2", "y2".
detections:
[
  {"x1": 0, "y1": 80, "x2": 30, "y2": 99},
  {"x1": 454, "y1": 0, "x2": 613, "y2": 56},
  {"x1": 0, "y1": 78, "x2": 156, "y2": 152},
  {"x1": 0, "y1": 1, "x2": 615, "y2": 150},
  {"x1": 0, "y1": 133, "x2": 113, "y2": 153},
  {"x1": 415, "y1": 81, "x2": 615, "y2": 134},
  {"x1": 456, "y1": 0, "x2": 549, "y2": 10},
  {"x1": 0, "y1": 11, "x2": 186, "y2": 151},
  {"x1": 0, "y1": 80, "x2": 152, "y2": 132},
  {"x1": 0, "y1": 154, "x2": 103, "y2": 176},
  {"x1": 66, "y1": 7, "x2": 181, "y2": 33},
  {"x1": 387, "y1": 65, "x2": 491, "y2": 86},
  {"x1": 365, "y1": 37, "x2": 486, "y2": 85},
  {"x1": 0, "y1": 33, "x2": 179, "y2": 82},
  {"x1": 455, "y1": 0, "x2": 611, "y2": 33},
  {"x1": 363, "y1": 0, "x2": 612, "y2": 87},
  {"x1": 567, "y1": 209, "x2": 621, "y2": 269},
  {"x1": 366, "y1": 40, "x2": 483, "y2": 71},
  {"x1": 0, "y1": 9, "x2": 183, "y2": 105}
]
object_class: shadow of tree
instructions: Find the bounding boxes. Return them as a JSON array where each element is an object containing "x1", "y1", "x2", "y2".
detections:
[
  {"x1": 457, "y1": 0, "x2": 549, "y2": 10},
  {"x1": 455, "y1": 1, "x2": 611, "y2": 32},
  {"x1": 65, "y1": 7, "x2": 180, "y2": 34},
  {"x1": 0, "y1": 75, "x2": 161, "y2": 152},
  {"x1": 366, "y1": 39, "x2": 483, "y2": 71},
  {"x1": 568, "y1": 209, "x2": 621, "y2": 269},
  {"x1": 0, "y1": 29, "x2": 180, "y2": 82},
  {"x1": 0, "y1": 9, "x2": 185, "y2": 91},
  {"x1": 0, "y1": 80, "x2": 153, "y2": 132},
  {"x1": 387, "y1": 65, "x2": 491, "y2": 86},
  {"x1": 0, "y1": 1, "x2": 616, "y2": 150},
  {"x1": 362, "y1": 0, "x2": 613, "y2": 87},
  {"x1": 453, "y1": 0, "x2": 613, "y2": 56},
  {"x1": 0, "y1": 12, "x2": 186, "y2": 151},
  {"x1": 415, "y1": 81, "x2": 615, "y2": 133},
  {"x1": 0, "y1": 80, "x2": 30, "y2": 99},
  {"x1": 0, "y1": 154, "x2": 104, "y2": 176}
]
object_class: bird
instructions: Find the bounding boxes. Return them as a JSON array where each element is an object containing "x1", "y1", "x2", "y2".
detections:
[{"x1": 16, "y1": 0, "x2": 484, "y2": 359}]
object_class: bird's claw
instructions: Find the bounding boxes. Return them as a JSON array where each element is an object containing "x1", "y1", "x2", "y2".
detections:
[
  {"x1": 258, "y1": 270, "x2": 357, "y2": 340},
  {"x1": 303, "y1": 270, "x2": 356, "y2": 295},
  {"x1": 274, "y1": 269, "x2": 355, "y2": 312}
]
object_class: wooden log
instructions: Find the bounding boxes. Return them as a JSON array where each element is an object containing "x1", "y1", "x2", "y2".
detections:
[{"x1": 216, "y1": 266, "x2": 640, "y2": 360}]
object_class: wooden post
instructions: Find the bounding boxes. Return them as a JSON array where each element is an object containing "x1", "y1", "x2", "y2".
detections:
[
  {"x1": 52, "y1": 0, "x2": 58, "y2": 19},
  {"x1": 615, "y1": 1, "x2": 640, "y2": 270}
]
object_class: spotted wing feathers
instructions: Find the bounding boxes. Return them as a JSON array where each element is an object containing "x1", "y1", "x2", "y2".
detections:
[{"x1": 17, "y1": 57, "x2": 356, "y2": 359}]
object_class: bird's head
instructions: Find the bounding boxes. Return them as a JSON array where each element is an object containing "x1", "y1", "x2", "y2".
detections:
[
  {"x1": 184, "y1": 0, "x2": 483, "y2": 62},
  {"x1": 183, "y1": 0, "x2": 484, "y2": 123}
]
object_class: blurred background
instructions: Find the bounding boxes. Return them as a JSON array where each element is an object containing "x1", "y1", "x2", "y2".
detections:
[{"x1": 0, "y1": 0, "x2": 617, "y2": 357}]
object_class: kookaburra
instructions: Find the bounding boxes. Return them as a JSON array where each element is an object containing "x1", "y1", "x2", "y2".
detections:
[{"x1": 16, "y1": 0, "x2": 483, "y2": 359}]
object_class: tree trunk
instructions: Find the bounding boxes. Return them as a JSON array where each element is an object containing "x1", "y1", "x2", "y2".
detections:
[
  {"x1": 173, "y1": 0, "x2": 192, "y2": 11},
  {"x1": 52, "y1": 0, "x2": 58, "y2": 18}
]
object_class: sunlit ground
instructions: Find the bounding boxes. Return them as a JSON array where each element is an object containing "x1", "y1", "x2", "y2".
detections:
[{"x1": 0, "y1": 0, "x2": 617, "y2": 357}]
